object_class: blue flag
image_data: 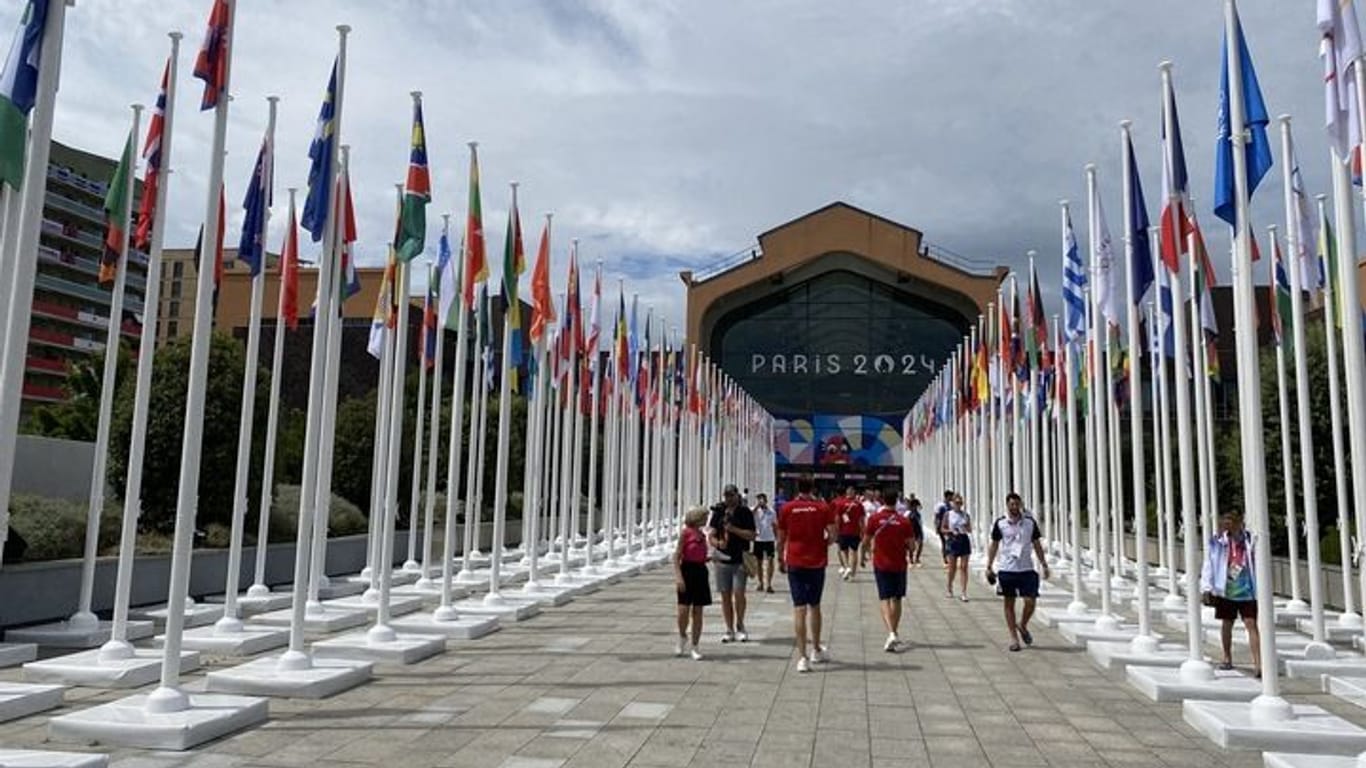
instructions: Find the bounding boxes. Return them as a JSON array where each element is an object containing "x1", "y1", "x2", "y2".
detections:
[
  {"x1": 1213, "y1": 10, "x2": 1273, "y2": 227},
  {"x1": 1061, "y1": 209, "x2": 1086, "y2": 342},
  {"x1": 1127, "y1": 136, "x2": 1153, "y2": 305},
  {"x1": 301, "y1": 60, "x2": 337, "y2": 242},
  {"x1": 238, "y1": 137, "x2": 271, "y2": 277}
]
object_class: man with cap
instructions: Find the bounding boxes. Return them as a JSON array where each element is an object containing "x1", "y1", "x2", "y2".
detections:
[{"x1": 709, "y1": 483, "x2": 757, "y2": 642}]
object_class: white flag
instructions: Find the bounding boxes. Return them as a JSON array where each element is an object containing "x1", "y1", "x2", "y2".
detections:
[{"x1": 1319, "y1": 0, "x2": 1363, "y2": 158}]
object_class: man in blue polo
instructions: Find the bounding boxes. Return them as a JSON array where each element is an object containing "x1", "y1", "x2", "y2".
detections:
[{"x1": 985, "y1": 492, "x2": 1049, "y2": 652}]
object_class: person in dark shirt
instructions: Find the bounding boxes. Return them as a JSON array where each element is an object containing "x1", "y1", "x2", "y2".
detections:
[{"x1": 709, "y1": 484, "x2": 756, "y2": 643}]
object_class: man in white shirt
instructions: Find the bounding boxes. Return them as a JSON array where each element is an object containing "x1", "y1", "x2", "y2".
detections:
[{"x1": 985, "y1": 492, "x2": 1050, "y2": 652}]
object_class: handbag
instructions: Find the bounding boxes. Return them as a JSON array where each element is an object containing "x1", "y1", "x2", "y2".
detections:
[{"x1": 742, "y1": 550, "x2": 759, "y2": 578}]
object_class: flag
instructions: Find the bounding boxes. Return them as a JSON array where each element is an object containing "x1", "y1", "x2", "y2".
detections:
[
  {"x1": 502, "y1": 190, "x2": 526, "y2": 391},
  {"x1": 421, "y1": 268, "x2": 438, "y2": 368},
  {"x1": 1094, "y1": 188, "x2": 1120, "y2": 326},
  {"x1": 193, "y1": 0, "x2": 230, "y2": 111},
  {"x1": 238, "y1": 135, "x2": 272, "y2": 278},
  {"x1": 336, "y1": 169, "x2": 361, "y2": 302},
  {"x1": 397, "y1": 97, "x2": 430, "y2": 262},
  {"x1": 190, "y1": 185, "x2": 227, "y2": 311},
  {"x1": 0, "y1": 0, "x2": 48, "y2": 188},
  {"x1": 1213, "y1": 8, "x2": 1274, "y2": 227},
  {"x1": 100, "y1": 131, "x2": 134, "y2": 285},
  {"x1": 628, "y1": 294, "x2": 640, "y2": 385},
  {"x1": 559, "y1": 251, "x2": 581, "y2": 367},
  {"x1": 1271, "y1": 233, "x2": 1293, "y2": 347},
  {"x1": 367, "y1": 255, "x2": 395, "y2": 359},
  {"x1": 615, "y1": 289, "x2": 629, "y2": 382},
  {"x1": 1320, "y1": 204, "x2": 1341, "y2": 325},
  {"x1": 133, "y1": 60, "x2": 168, "y2": 250},
  {"x1": 463, "y1": 144, "x2": 487, "y2": 309},
  {"x1": 436, "y1": 222, "x2": 460, "y2": 330},
  {"x1": 301, "y1": 59, "x2": 337, "y2": 242},
  {"x1": 1155, "y1": 261, "x2": 1175, "y2": 357},
  {"x1": 477, "y1": 284, "x2": 493, "y2": 391},
  {"x1": 1190, "y1": 218, "x2": 1221, "y2": 379},
  {"x1": 1127, "y1": 135, "x2": 1153, "y2": 305},
  {"x1": 281, "y1": 196, "x2": 300, "y2": 330},
  {"x1": 1062, "y1": 207, "x2": 1086, "y2": 341},
  {"x1": 1026, "y1": 261, "x2": 1048, "y2": 368},
  {"x1": 1160, "y1": 76, "x2": 1195, "y2": 273},
  {"x1": 1289, "y1": 145, "x2": 1322, "y2": 290},
  {"x1": 586, "y1": 266, "x2": 601, "y2": 371},
  {"x1": 1318, "y1": 0, "x2": 1363, "y2": 169},
  {"x1": 529, "y1": 218, "x2": 554, "y2": 344}
]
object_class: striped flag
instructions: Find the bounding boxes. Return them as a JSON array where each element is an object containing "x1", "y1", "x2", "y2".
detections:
[
  {"x1": 436, "y1": 220, "x2": 460, "y2": 329},
  {"x1": 420, "y1": 267, "x2": 438, "y2": 368},
  {"x1": 280, "y1": 195, "x2": 300, "y2": 329},
  {"x1": 1160, "y1": 75, "x2": 1194, "y2": 273},
  {"x1": 1319, "y1": 0, "x2": 1363, "y2": 171},
  {"x1": 1271, "y1": 233, "x2": 1293, "y2": 347},
  {"x1": 397, "y1": 96, "x2": 430, "y2": 262},
  {"x1": 0, "y1": 0, "x2": 49, "y2": 188},
  {"x1": 336, "y1": 168, "x2": 360, "y2": 301},
  {"x1": 192, "y1": 0, "x2": 231, "y2": 111},
  {"x1": 100, "y1": 131, "x2": 134, "y2": 285},
  {"x1": 502, "y1": 188, "x2": 526, "y2": 391},
  {"x1": 133, "y1": 60, "x2": 168, "y2": 249},
  {"x1": 367, "y1": 255, "x2": 395, "y2": 360},
  {"x1": 1062, "y1": 207, "x2": 1086, "y2": 342},
  {"x1": 586, "y1": 265, "x2": 601, "y2": 371},
  {"x1": 463, "y1": 144, "x2": 487, "y2": 309}
]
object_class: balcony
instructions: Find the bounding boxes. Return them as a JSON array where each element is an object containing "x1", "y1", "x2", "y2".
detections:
[
  {"x1": 21, "y1": 382, "x2": 65, "y2": 403},
  {"x1": 37, "y1": 244, "x2": 148, "y2": 292},
  {"x1": 48, "y1": 165, "x2": 108, "y2": 198},
  {"x1": 34, "y1": 274, "x2": 145, "y2": 315},
  {"x1": 45, "y1": 192, "x2": 103, "y2": 227},
  {"x1": 38, "y1": 217, "x2": 151, "y2": 269},
  {"x1": 26, "y1": 356, "x2": 67, "y2": 376}
]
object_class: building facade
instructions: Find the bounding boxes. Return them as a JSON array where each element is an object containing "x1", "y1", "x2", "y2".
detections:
[
  {"x1": 24, "y1": 141, "x2": 149, "y2": 409},
  {"x1": 683, "y1": 202, "x2": 1005, "y2": 492}
]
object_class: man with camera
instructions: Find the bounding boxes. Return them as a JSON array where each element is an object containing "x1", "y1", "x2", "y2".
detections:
[
  {"x1": 984, "y1": 493, "x2": 1049, "y2": 652},
  {"x1": 709, "y1": 484, "x2": 756, "y2": 643}
]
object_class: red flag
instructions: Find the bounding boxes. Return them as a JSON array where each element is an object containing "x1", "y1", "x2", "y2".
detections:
[
  {"x1": 134, "y1": 61, "x2": 168, "y2": 249},
  {"x1": 193, "y1": 0, "x2": 231, "y2": 111},
  {"x1": 529, "y1": 219, "x2": 554, "y2": 343},
  {"x1": 281, "y1": 199, "x2": 300, "y2": 329}
]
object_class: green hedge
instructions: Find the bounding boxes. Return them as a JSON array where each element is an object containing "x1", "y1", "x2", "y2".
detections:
[{"x1": 8, "y1": 494, "x2": 122, "y2": 561}]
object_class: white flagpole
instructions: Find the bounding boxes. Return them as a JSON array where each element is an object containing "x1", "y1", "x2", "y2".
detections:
[
  {"x1": 436, "y1": 191, "x2": 473, "y2": 617},
  {"x1": 583, "y1": 262, "x2": 604, "y2": 574},
  {"x1": 521, "y1": 320, "x2": 551, "y2": 591},
  {"x1": 483, "y1": 181, "x2": 520, "y2": 604},
  {"x1": 405, "y1": 268, "x2": 432, "y2": 574},
  {"x1": 1086, "y1": 163, "x2": 1115, "y2": 625},
  {"x1": 1154, "y1": 233, "x2": 1180, "y2": 606},
  {"x1": 1280, "y1": 117, "x2": 1329, "y2": 648},
  {"x1": 1268, "y1": 223, "x2": 1305, "y2": 612},
  {"x1": 456, "y1": 287, "x2": 487, "y2": 581},
  {"x1": 220, "y1": 95, "x2": 276, "y2": 631},
  {"x1": 0, "y1": 0, "x2": 71, "y2": 561},
  {"x1": 417, "y1": 254, "x2": 446, "y2": 590},
  {"x1": 251, "y1": 185, "x2": 295, "y2": 598},
  {"x1": 1120, "y1": 121, "x2": 1153, "y2": 644},
  {"x1": 100, "y1": 100, "x2": 149, "y2": 656},
  {"x1": 1318, "y1": 192, "x2": 1359, "y2": 626},
  {"x1": 1348, "y1": 49, "x2": 1366, "y2": 635},
  {"x1": 1222, "y1": 0, "x2": 1283, "y2": 710},
  {"x1": 363, "y1": 283, "x2": 394, "y2": 594}
]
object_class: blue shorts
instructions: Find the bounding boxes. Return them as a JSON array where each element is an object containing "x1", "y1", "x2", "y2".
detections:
[
  {"x1": 874, "y1": 569, "x2": 907, "y2": 600},
  {"x1": 997, "y1": 570, "x2": 1039, "y2": 598},
  {"x1": 946, "y1": 534, "x2": 972, "y2": 558},
  {"x1": 787, "y1": 567, "x2": 826, "y2": 607},
  {"x1": 838, "y1": 535, "x2": 861, "y2": 552}
]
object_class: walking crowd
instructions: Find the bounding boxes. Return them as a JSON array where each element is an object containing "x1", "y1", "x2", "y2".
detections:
[{"x1": 671, "y1": 477, "x2": 1052, "y2": 670}]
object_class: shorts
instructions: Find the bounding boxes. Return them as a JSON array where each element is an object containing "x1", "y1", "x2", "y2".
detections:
[
  {"x1": 874, "y1": 569, "x2": 907, "y2": 600},
  {"x1": 838, "y1": 534, "x2": 861, "y2": 552},
  {"x1": 996, "y1": 570, "x2": 1040, "y2": 599},
  {"x1": 910, "y1": 521, "x2": 924, "y2": 543},
  {"x1": 946, "y1": 533, "x2": 972, "y2": 558},
  {"x1": 677, "y1": 562, "x2": 712, "y2": 606},
  {"x1": 752, "y1": 541, "x2": 776, "y2": 560},
  {"x1": 1212, "y1": 596, "x2": 1257, "y2": 621},
  {"x1": 712, "y1": 559, "x2": 748, "y2": 593},
  {"x1": 787, "y1": 567, "x2": 826, "y2": 607}
]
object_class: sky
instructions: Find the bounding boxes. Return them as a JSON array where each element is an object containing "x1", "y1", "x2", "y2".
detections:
[{"x1": 4, "y1": 0, "x2": 1339, "y2": 342}]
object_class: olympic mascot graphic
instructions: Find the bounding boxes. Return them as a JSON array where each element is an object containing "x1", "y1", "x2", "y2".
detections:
[{"x1": 818, "y1": 434, "x2": 852, "y2": 465}]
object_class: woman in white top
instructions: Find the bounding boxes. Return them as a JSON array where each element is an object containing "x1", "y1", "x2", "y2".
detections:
[
  {"x1": 939, "y1": 494, "x2": 973, "y2": 601},
  {"x1": 751, "y1": 493, "x2": 778, "y2": 594}
]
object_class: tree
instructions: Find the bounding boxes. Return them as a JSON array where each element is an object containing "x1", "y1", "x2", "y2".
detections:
[{"x1": 25, "y1": 342, "x2": 135, "y2": 440}]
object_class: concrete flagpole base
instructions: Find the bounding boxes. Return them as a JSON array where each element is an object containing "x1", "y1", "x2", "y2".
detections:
[
  {"x1": 0, "y1": 749, "x2": 108, "y2": 767},
  {"x1": 1037, "y1": 605, "x2": 1118, "y2": 629},
  {"x1": 1263, "y1": 753, "x2": 1366, "y2": 768},
  {"x1": 393, "y1": 580, "x2": 469, "y2": 600},
  {"x1": 1125, "y1": 664, "x2": 1261, "y2": 703},
  {"x1": 1298, "y1": 619, "x2": 1363, "y2": 644},
  {"x1": 322, "y1": 593, "x2": 426, "y2": 617},
  {"x1": 0, "y1": 642, "x2": 37, "y2": 667},
  {"x1": 204, "y1": 653, "x2": 371, "y2": 699},
  {"x1": 23, "y1": 649, "x2": 199, "y2": 689},
  {"x1": 204, "y1": 591, "x2": 293, "y2": 615},
  {"x1": 339, "y1": 570, "x2": 418, "y2": 588},
  {"x1": 1283, "y1": 649, "x2": 1366, "y2": 679},
  {"x1": 156, "y1": 624, "x2": 289, "y2": 656},
  {"x1": 1184, "y1": 698, "x2": 1366, "y2": 754},
  {"x1": 311, "y1": 629, "x2": 446, "y2": 664},
  {"x1": 451, "y1": 594, "x2": 540, "y2": 621},
  {"x1": 1086, "y1": 640, "x2": 1188, "y2": 670},
  {"x1": 0, "y1": 683, "x2": 64, "y2": 723},
  {"x1": 1202, "y1": 627, "x2": 1317, "y2": 652},
  {"x1": 1059, "y1": 621, "x2": 1161, "y2": 645},
  {"x1": 5, "y1": 620, "x2": 153, "y2": 650},
  {"x1": 48, "y1": 691, "x2": 268, "y2": 751},
  {"x1": 248, "y1": 605, "x2": 368, "y2": 635},
  {"x1": 389, "y1": 612, "x2": 499, "y2": 640},
  {"x1": 1322, "y1": 675, "x2": 1366, "y2": 710},
  {"x1": 129, "y1": 603, "x2": 223, "y2": 630}
]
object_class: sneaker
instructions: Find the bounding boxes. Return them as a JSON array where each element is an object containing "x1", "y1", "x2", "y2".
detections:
[
  {"x1": 884, "y1": 634, "x2": 898, "y2": 653},
  {"x1": 690, "y1": 646, "x2": 703, "y2": 661},
  {"x1": 674, "y1": 636, "x2": 685, "y2": 657},
  {"x1": 796, "y1": 657, "x2": 811, "y2": 673},
  {"x1": 1020, "y1": 628, "x2": 1033, "y2": 647},
  {"x1": 720, "y1": 632, "x2": 735, "y2": 644},
  {"x1": 959, "y1": 594, "x2": 969, "y2": 603},
  {"x1": 838, "y1": 566, "x2": 848, "y2": 578},
  {"x1": 813, "y1": 645, "x2": 831, "y2": 664},
  {"x1": 945, "y1": 590, "x2": 954, "y2": 599},
  {"x1": 766, "y1": 586, "x2": 775, "y2": 594},
  {"x1": 736, "y1": 629, "x2": 749, "y2": 643}
]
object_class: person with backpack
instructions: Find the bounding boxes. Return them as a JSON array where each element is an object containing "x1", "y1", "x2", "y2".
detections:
[
  {"x1": 673, "y1": 506, "x2": 712, "y2": 660},
  {"x1": 861, "y1": 488, "x2": 918, "y2": 652}
]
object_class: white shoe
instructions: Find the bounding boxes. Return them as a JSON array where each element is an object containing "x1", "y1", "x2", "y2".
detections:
[
  {"x1": 674, "y1": 636, "x2": 685, "y2": 657},
  {"x1": 735, "y1": 629, "x2": 749, "y2": 643},
  {"x1": 690, "y1": 646, "x2": 703, "y2": 661},
  {"x1": 884, "y1": 634, "x2": 898, "y2": 652},
  {"x1": 813, "y1": 645, "x2": 831, "y2": 664},
  {"x1": 797, "y1": 657, "x2": 811, "y2": 673},
  {"x1": 720, "y1": 631, "x2": 735, "y2": 644}
]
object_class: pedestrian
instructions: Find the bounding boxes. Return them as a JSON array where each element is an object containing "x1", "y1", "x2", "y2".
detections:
[
  {"x1": 941, "y1": 493, "x2": 972, "y2": 601},
  {"x1": 905, "y1": 497, "x2": 925, "y2": 567},
  {"x1": 776, "y1": 475, "x2": 837, "y2": 672},
  {"x1": 1200, "y1": 509, "x2": 1262, "y2": 677},
  {"x1": 861, "y1": 488, "x2": 917, "y2": 652},
  {"x1": 833, "y1": 486, "x2": 863, "y2": 580},
  {"x1": 673, "y1": 506, "x2": 711, "y2": 660},
  {"x1": 933, "y1": 490, "x2": 954, "y2": 567},
  {"x1": 984, "y1": 492, "x2": 1050, "y2": 651},
  {"x1": 752, "y1": 492, "x2": 778, "y2": 594},
  {"x1": 709, "y1": 483, "x2": 757, "y2": 643}
]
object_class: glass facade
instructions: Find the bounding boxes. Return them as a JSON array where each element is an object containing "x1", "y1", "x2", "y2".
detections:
[{"x1": 713, "y1": 269, "x2": 970, "y2": 421}]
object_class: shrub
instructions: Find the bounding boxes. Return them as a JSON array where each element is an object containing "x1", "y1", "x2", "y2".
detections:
[
  {"x1": 7, "y1": 494, "x2": 121, "y2": 562},
  {"x1": 269, "y1": 484, "x2": 370, "y2": 541}
]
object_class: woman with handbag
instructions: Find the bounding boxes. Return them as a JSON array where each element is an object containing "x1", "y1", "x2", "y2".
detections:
[
  {"x1": 1200, "y1": 509, "x2": 1262, "y2": 677},
  {"x1": 674, "y1": 506, "x2": 712, "y2": 660}
]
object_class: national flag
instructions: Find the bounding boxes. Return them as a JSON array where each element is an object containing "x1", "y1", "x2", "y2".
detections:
[
  {"x1": 1271, "y1": 232, "x2": 1293, "y2": 347},
  {"x1": 586, "y1": 265, "x2": 601, "y2": 369},
  {"x1": 193, "y1": 0, "x2": 231, "y2": 111},
  {"x1": 1289, "y1": 143, "x2": 1322, "y2": 290},
  {"x1": 1190, "y1": 217, "x2": 1221, "y2": 380},
  {"x1": 100, "y1": 131, "x2": 134, "y2": 285},
  {"x1": 1319, "y1": 0, "x2": 1364, "y2": 171},
  {"x1": 1094, "y1": 188, "x2": 1120, "y2": 326},
  {"x1": 301, "y1": 60, "x2": 337, "y2": 242},
  {"x1": 1026, "y1": 261, "x2": 1048, "y2": 368},
  {"x1": 1320, "y1": 204, "x2": 1341, "y2": 325},
  {"x1": 463, "y1": 144, "x2": 487, "y2": 309},
  {"x1": 1213, "y1": 8, "x2": 1274, "y2": 227},
  {"x1": 972, "y1": 336, "x2": 990, "y2": 407},
  {"x1": 280, "y1": 196, "x2": 300, "y2": 330},
  {"x1": 0, "y1": 0, "x2": 49, "y2": 189},
  {"x1": 477, "y1": 284, "x2": 493, "y2": 392},
  {"x1": 1127, "y1": 135, "x2": 1154, "y2": 304},
  {"x1": 367, "y1": 255, "x2": 395, "y2": 360},
  {"x1": 336, "y1": 169, "x2": 361, "y2": 301},
  {"x1": 133, "y1": 60, "x2": 168, "y2": 249},
  {"x1": 502, "y1": 189, "x2": 526, "y2": 391},
  {"x1": 238, "y1": 135, "x2": 272, "y2": 278},
  {"x1": 1155, "y1": 258, "x2": 1175, "y2": 358},
  {"x1": 559, "y1": 250, "x2": 582, "y2": 367},
  {"x1": 615, "y1": 289, "x2": 629, "y2": 382},
  {"x1": 628, "y1": 294, "x2": 640, "y2": 385},
  {"x1": 421, "y1": 267, "x2": 438, "y2": 368},
  {"x1": 529, "y1": 217, "x2": 554, "y2": 344},
  {"x1": 189, "y1": 185, "x2": 227, "y2": 312},
  {"x1": 436, "y1": 221, "x2": 460, "y2": 330},
  {"x1": 397, "y1": 97, "x2": 430, "y2": 262},
  {"x1": 1062, "y1": 207, "x2": 1086, "y2": 341},
  {"x1": 1160, "y1": 76, "x2": 1195, "y2": 273}
]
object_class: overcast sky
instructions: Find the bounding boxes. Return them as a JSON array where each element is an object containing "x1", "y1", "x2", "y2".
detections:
[{"x1": 6, "y1": 0, "x2": 1336, "y2": 340}]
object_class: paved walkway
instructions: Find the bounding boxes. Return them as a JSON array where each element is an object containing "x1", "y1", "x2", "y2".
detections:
[{"x1": 2, "y1": 556, "x2": 1357, "y2": 767}]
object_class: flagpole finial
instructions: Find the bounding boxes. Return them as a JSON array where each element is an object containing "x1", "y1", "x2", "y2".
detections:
[
  {"x1": 169, "y1": 31, "x2": 183, "y2": 42},
  {"x1": 1119, "y1": 119, "x2": 1132, "y2": 131},
  {"x1": 468, "y1": 141, "x2": 478, "y2": 151},
  {"x1": 1277, "y1": 113, "x2": 1291, "y2": 125},
  {"x1": 1317, "y1": 193, "x2": 1328, "y2": 202},
  {"x1": 442, "y1": 213, "x2": 451, "y2": 225},
  {"x1": 411, "y1": 90, "x2": 422, "y2": 100},
  {"x1": 1059, "y1": 199, "x2": 1069, "y2": 208},
  {"x1": 1084, "y1": 162, "x2": 1096, "y2": 174},
  {"x1": 1158, "y1": 60, "x2": 1173, "y2": 73},
  {"x1": 267, "y1": 95, "x2": 279, "y2": 104},
  {"x1": 337, "y1": 24, "x2": 352, "y2": 36}
]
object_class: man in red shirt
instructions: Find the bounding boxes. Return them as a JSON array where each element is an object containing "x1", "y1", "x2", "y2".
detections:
[
  {"x1": 861, "y1": 487, "x2": 918, "y2": 652},
  {"x1": 776, "y1": 476, "x2": 838, "y2": 673},
  {"x1": 833, "y1": 486, "x2": 863, "y2": 581}
]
